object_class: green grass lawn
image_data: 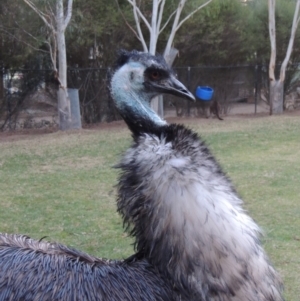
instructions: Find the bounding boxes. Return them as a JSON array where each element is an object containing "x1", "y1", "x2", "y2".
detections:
[{"x1": 0, "y1": 114, "x2": 299, "y2": 300}]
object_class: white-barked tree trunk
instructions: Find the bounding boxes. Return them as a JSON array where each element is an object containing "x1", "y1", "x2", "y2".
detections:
[
  {"x1": 268, "y1": 0, "x2": 300, "y2": 114},
  {"x1": 23, "y1": 0, "x2": 77, "y2": 130},
  {"x1": 56, "y1": 0, "x2": 72, "y2": 130}
]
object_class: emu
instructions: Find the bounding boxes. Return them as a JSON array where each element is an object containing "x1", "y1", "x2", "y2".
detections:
[{"x1": 0, "y1": 50, "x2": 284, "y2": 301}]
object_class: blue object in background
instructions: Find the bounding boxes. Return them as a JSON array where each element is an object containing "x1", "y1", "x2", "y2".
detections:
[{"x1": 196, "y1": 86, "x2": 214, "y2": 101}]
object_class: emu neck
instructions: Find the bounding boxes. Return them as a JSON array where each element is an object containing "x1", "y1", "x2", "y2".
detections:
[{"x1": 111, "y1": 65, "x2": 166, "y2": 135}]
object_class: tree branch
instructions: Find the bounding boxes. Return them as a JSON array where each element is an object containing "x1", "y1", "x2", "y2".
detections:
[
  {"x1": 268, "y1": 0, "x2": 276, "y2": 81},
  {"x1": 46, "y1": 2, "x2": 56, "y2": 21},
  {"x1": 280, "y1": 0, "x2": 300, "y2": 82},
  {"x1": 127, "y1": 0, "x2": 152, "y2": 32},
  {"x1": 163, "y1": 0, "x2": 213, "y2": 58},
  {"x1": 176, "y1": 0, "x2": 213, "y2": 31},
  {"x1": 46, "y1": 35, "x2": 57, "y2": 72},
  {"x1": 64, "y1": 0, "x2": 73, "y2": 29},
  {"x1": 127, "y1": 0, "x2": 148, "y2": 51},
  {"x1": 156, "y1": 0, "x2": 166, "y2": 31},
  {"x1": 114, "y1": 0, "x2": 142, "y2": 42},
  {"x1": 23, "y1": 0, "x2": 53, "y2": 31},
  {"x1": 159, "y1": 8, "x2": 177, "y2": 34},
  {"x1": 163, "y1": 0, "x2": 185, "y2": 57},
  {"x1": 149, "y1": 0, "x2": 159, "y2": 53}
]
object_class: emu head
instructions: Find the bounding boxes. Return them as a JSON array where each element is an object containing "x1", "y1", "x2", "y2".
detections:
[{"x1": 110, "y1": 50, "x2": 195, "y2": 133}]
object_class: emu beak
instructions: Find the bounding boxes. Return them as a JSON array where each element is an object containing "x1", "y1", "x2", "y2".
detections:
[{"x1": 151, "y1": 75, "x2": 195, "y2": 101}]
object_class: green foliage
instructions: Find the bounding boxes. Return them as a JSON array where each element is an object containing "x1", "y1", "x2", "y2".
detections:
[
  {"x1": 1, "y1": 0, "x2": 300, "y2": 68},
  {"x1": 66, "y1": 0, "x2": 136, "y2": 67},
  {"x1": 175, "y1": 0, "x2": 258, "y2": 66},
  {"x1": 173, "y1": 0, "x2": 300, "y2": 66},
  {"x1": 0, "y1": 0, "x2": 46, "y2": 68}
]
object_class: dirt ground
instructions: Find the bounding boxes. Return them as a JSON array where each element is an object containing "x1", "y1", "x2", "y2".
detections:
[{"x1": 0, "y1": 107, "x2": 299, "y2": 143}]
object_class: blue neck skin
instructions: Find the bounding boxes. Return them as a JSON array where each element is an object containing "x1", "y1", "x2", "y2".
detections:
[{"x1": 111, "y1": 62, "x2": 167, "y2": 133}]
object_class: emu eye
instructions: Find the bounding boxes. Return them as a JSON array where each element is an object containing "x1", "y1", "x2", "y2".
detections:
[{"x1": 150, "y1": 71, "x2": 161, "y2": 80}]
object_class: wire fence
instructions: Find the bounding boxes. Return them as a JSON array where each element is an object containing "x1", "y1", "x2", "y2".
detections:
[
  {"x1": 166, "y1": 65, "x2": 264, "y2": 117},
  {"x1": 0, "y1": 64, "x2": 299, "y2": 130}
]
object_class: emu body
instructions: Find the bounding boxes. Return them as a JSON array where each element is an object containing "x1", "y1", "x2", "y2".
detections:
[
  {"x1": 0, "y1": 234, "x2": 177, "y2": 301},
  {"x1": 0, "y1": 50, "x2": 284, "y2": 301},
  {"x1": 112, "y1": 50, "x2": 284, "y2": 301}
]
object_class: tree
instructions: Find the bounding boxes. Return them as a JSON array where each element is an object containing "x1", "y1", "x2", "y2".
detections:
[
  {"x1": 268, "y1": 0, "x2": 300, "y2": 114},
  {"x1": 67, "y1": 0, "x2": 135, "y2": 67},
  {"x1": 119, "y1": 0, "x2": 213, "y2": 115},
  {"x1": 175, "y1": 0, "x2": 258, "y2": 66},
  {"x1": 23, "y1": 0, "x2": 79, "y2": 130},
  {"x1": 0, "y1": 0, "x2": 46, "y2": 69}
]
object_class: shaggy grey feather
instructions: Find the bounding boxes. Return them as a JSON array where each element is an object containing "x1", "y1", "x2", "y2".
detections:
[{"x1": 0, "y1": 234, "x2": 178, "y2": 301}]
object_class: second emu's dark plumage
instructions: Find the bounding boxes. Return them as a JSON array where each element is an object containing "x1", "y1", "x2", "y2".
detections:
[
  {"x1": 0, "y1": 234, "x2": 177, "y2": 300},
  {"x1": 0, "y1": 50, "x2": 284, "y2": 301}
]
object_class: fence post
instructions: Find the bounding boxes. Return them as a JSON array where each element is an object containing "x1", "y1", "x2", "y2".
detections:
[
  {"x1": 254, "y1": 65, "x2": 258, "y2": 114},
  {"x1": 7, "y1": 73, "x2": 12, "y2": 129},
  {"x1": 68, "y1": 88, "x2": 82, "y2": 129}
]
